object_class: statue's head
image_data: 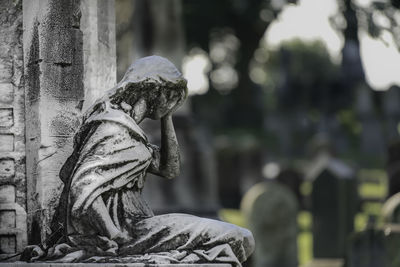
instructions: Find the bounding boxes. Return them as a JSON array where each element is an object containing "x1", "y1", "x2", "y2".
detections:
[{"x1": 93, "y1": 56, "x2": 188, "y2": 120}]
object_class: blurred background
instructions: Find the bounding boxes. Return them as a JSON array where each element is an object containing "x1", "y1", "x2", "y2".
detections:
[{"x1": 115, "y1": 0, "x2": 400, "y2": 266}]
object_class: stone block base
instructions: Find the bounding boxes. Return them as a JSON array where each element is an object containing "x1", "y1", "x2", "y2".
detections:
[{"x1": 0, "y1": 263, "x2": 231, "y2": 267}]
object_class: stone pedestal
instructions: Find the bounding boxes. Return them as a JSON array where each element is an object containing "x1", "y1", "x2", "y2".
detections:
[{"x1": 0, "y1": 263, "x2": 231, "y2": 267}]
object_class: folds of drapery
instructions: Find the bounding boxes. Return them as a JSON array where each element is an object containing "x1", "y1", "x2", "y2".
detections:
[
  {"x1": 27, "y1": 213, "x2": 253, "y2": 267},
  {"x1": 68, "y1": 121, "x2": 155, "y2": 233}
]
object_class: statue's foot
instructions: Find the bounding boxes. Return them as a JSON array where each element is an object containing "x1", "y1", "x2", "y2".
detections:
[{"x1": 111, "y1": 231, "x2": 131, "y2": 245}]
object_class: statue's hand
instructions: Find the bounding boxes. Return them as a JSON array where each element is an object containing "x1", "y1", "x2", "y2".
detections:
[{"x1": 165, "y1": 96, "x2": 185, "y2": 117}]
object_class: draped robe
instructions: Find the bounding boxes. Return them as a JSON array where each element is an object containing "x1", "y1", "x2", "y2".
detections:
[{"x1": 38, "y1": 104, "x2": 255, "y2": 266}]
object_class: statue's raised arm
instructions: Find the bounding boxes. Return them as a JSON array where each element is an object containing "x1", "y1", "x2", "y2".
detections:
[{"x1": 22, "y1": 56, "x2": 254, "y2": 267}]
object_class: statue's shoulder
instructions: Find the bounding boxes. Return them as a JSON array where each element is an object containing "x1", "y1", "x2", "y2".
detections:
[{"x1": 83, "y1": 107, "x2": 147, "y2": 143}]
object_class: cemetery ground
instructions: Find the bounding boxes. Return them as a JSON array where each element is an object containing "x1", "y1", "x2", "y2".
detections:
[{"x1": 220, "y1": 168, "x2": 388, "y2": 266}]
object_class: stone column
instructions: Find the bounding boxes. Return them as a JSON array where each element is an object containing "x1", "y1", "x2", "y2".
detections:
[
  {"x1": 80, "y1": 0, "x2": 116, "y2": 111},
  {"x1": 0, "y1": 0, "x2": 27, "y2": 257},
  {"x1": 23, "y1": 0, "x2": 84, "y2": 245}
]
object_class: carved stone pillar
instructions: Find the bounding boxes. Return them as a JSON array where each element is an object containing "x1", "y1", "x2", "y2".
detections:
[
  {"x1": 23, "y1": 0, "x2": 84, "y2": 245},
  {"x1": 80, "y1": 0, "x2": 116, "y2": 111},
  {"x1": 23, "y1": 0, "x2": 117, "y2": 246},
  {"x1": 0, "y1": 0, "x2": 27, "y2": 258}
]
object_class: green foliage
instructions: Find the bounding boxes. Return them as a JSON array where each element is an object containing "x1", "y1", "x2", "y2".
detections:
[{"x1": 254, "y1": 39, "x2": 345, "y2": 112}]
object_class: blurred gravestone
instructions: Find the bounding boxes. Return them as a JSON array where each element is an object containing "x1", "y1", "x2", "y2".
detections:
[
  {"x1": 355, "y1": 84, "x2": 385, "y2": 157},
  {"x1": 383, "y1": 226, "x2": 400, "y2": 267},
  {"x1": 308, "y1": 151, "x2": 358, "y2": 259},
  {"x1": 382, "y1": 193, "x2": 400, "y2": 267},
  {"x1": 387, "y1": 141, "x2": 400, "y2": 198},
  {"x1": 383, "y1": 86, "x2": 400, "y2": 142},
  {"x1": 276, "y1": 168, "x2": 303, "y2": 207},
  {"x1": 347, "y1": 193, "x2": 400, "y2": 267},
  {"x1": 348, "y1": 229, "x2": 386, "y2": 267},
  {"x1": 241, "y1": 181, "x2": 298, "y2": 267}
]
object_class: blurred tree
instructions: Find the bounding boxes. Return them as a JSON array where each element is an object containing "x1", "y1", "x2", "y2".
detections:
[
  {"x1": 183, "y1": 0, "x2": 297, "y2": 131},
  {"x1": 256, "y1": 39, "x2": 341, "y2": 113}
]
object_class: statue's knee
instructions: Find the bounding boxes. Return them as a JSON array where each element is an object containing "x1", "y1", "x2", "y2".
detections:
[{"x1": 242, "y1": 228, "x2": 255, "y2": 257}]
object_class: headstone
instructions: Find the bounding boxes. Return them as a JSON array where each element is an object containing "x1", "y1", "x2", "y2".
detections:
[
  {"x1": 308, "y1": 152, "x2": 358, "y2": 259},
  {"x1": 382, "y1": 86, "x2": 400, "y2": 142},
  {"x1": 382, "y1": 192, "x2": 400, "y2": 265},
  {"x1": 382, "y1": 224, "x2": 400, "y2": 267},
  {"x1": 386, "y1": 141, "x2": 400, "y2": 198},
  {"x1": 347, "y1": 228, "x2": 386, "y2": 267},
  {"x1": 0, "y1": 0, "x2": 27, "y2": 258},
  {"x1": 276, "y1": 168, "x2": 303, "y2": 206},
  {"x1": 347, "y1": 193, "x2": 400, "y2": 267},
  {"x1": 241, "y1": 181, "x2": 298, "y2": 267}
]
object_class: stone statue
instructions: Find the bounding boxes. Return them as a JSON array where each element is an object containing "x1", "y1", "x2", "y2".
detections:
[{"x1": 22, "y1": 56, "x2": 254, "y2": 266}]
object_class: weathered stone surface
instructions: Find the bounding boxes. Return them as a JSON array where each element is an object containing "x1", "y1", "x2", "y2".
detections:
[
  {"x1": 39, "y1": 61, "x2": 84, "y2": 100},
  {"x1": 0, "y1": 83, "x2": 14, "y2": 103},
  {"x1": 0, "y1": 134, "x2": 14, "y2": 152},
  {"x1": 0, "y1": 158, "x2": 15, "y2": 179},
  {"x1": 241, "y1": 181, "x2": 298, "y2": 267},
  {"x1": 0, "y1": 235, "x2": 16, "y2": 254},
  {"x1": 0, "y1": 202, "x2": 27, "y2": 255},
  {"x1": 0, "y1": 0, "x2": 27, "y2": 258},
  {"x1": 0, "y1": 185, "x2": 15, "y2": 203},
  {"x1": 23, "y1": 0, "x2": 84, "y2": 244},
  {"x1": 0, "y1": 108, "x2": 13, "y2": 127},
  {"x1": 0, "y1": 63, "x2": 12, "y2": 82},
  {"x1": 0, "y1": 210, "x2": 16, "y2": 228},
  {"x1": 80, "y1": 0, "x2": 116, "y2": 111},
  {"x1": 1, "y1": 264, "x2": 231, "y2": 267}
]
